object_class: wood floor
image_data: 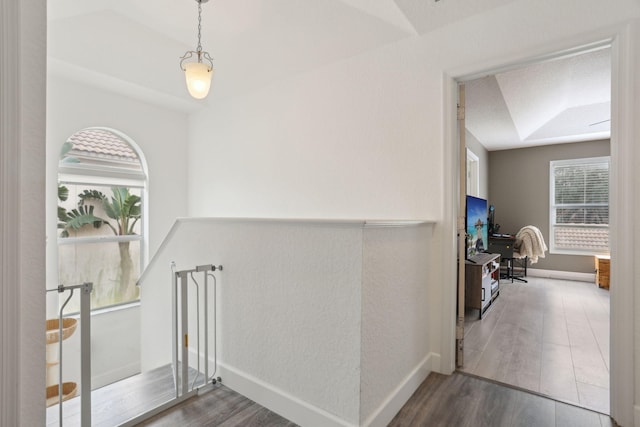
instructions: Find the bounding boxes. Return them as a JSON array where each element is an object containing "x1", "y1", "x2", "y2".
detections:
[
  {"x1": 140, "y1": 372, "x2": 614, "y2": 427},
  {"x1": 45, "y1": 276, "x2": 611, "y2": 426},
  {"x1": 47, "y1": 361, "x2": 614, "y2": 426},
  {"x1": 139, "y1": 384, "x2": 297, "y2": 427},
  {"x1": 45, "y1": 363, "x2": 296, "y2": 427},
  {"x1": 46, "y1": 364, "x2": 202, "y2": 426},
  {"x1": 460, "y1": 276, "x2": 610, "y2": 414},
  {"x1": 389, "y1": 372, "x2": 615, "y2": 427}
]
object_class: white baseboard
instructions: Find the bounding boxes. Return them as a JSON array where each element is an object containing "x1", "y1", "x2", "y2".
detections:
[
  {"x1": 429, "y1": 352, "x2": 441, "y2": 373},
  {"x1": 217, "y1": 362, "x2": 357, "y2": 427},
  {"x1": 634, "y1": 404, "x2": 640, "y2": 427},
  {"x1": 212, "y1": 354, "x2": 436, "y2": 427},
  {"x1": 528, "y1": 268, "x2": 596, "y2": 282},
  {"x1": 361, "y1": 352, "x2": 434, "y2": 427}
]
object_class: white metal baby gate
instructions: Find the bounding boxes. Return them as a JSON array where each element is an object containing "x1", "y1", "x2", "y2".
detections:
[
  {"x1": 122, "y1": 263, "x2": 223, "y2": 426},
  {"x1": 48, "y1": 263, "x2": 222, "y2": 427}
]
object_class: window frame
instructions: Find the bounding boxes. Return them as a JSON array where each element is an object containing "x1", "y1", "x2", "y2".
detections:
[
  {"x1": 57, "y1": 178, "x2": 145, "y2": 249},
  {"x1": 57, "y1": 127, "x2": 149, "y2": 312},
  {"x1": 549, "y1": 155, "x2": 610, "y2": 256}
]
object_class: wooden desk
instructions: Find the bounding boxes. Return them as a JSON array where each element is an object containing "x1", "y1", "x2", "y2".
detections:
[
  {"x1": 487, "y1": 235, "x2": 515, "y2": 258},
  {"x1": 488, "y1": 235, "x2": 527, "y2": 282}
]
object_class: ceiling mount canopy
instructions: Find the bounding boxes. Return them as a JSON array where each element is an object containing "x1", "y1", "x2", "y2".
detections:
[{"x1": 180, "y1": 0, "x2": 214, "y2": 100}]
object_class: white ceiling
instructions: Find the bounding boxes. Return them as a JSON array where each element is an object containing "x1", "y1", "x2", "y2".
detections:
[
  {"x1": 47, "y1": 0, "x2": 419, "y2": 110},
  {"x1": 464, "y1": 47, "x2": 611, "y2": 151},
  {"x1": 47, "y1": 0, "x2": 610, "y2": 149}
]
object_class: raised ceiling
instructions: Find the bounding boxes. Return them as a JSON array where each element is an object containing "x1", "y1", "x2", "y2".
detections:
[
  {"x1": 464, "y1": 47, "x2": 611, "y2": 151},
  {"x1": 48, "y1": 0, "x2": 610, "y2": 149}
]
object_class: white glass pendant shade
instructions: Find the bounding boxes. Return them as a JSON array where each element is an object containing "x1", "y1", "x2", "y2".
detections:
[{"x1": 184, "y1": 62, "x2": 213, "y2": 99}]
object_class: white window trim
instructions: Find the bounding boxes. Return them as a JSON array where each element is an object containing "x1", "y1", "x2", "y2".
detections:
[
  {"x1": 58, "y1": 166, "x2": 146, "y2": 183},
  {"x1": 58, "y1": 234, "x2": 143, "y2": 245},
  {"x1": 57, "y1": 127, "x2": 149, "y2": 311},
  {"x1": 549, "y1": 156, "x2": 610, "y2": 256}
]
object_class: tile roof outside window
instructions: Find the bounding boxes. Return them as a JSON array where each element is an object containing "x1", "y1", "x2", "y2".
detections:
[
  {"x1": 554, "y1": 227, "x2": 609, "y2": 251},
  {"x1": 67, "y1": 129, "x2": 139, "y2": 163}
]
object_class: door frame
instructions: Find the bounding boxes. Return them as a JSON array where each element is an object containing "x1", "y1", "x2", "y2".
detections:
[{"x1": 441, "y1": 29, "x2": 636, "y2": 427}]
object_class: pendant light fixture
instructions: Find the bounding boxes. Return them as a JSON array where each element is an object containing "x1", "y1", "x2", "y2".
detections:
[{"x1": 180, "y1": 0, "x2": 214, "y2": 99}]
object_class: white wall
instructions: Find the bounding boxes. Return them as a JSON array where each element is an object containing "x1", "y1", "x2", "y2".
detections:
[
  {"x1": 140, "y1": 219, "x2": 364, "y2": 425},
  {"x1": 360, "y1": 225, "x2": 432, "y2": 426},
  {"x1": 45, "y1": 76, "x2": 190, "y2": 391},
  {"x1": 185, "y1": 1, "x2": 640, "y2": 425},
  {"x1": 187, "y1": 52, "x2": 442, "y2": 220},
  {"x1": 188, "y1": 0, "x2": 640, "y2": 221},
  {"x1": 139, "y1": 218, "x2": 433, "y2": 427},
  {"x1": 46, "y1": 75, "x2": 190, "y2": 261},
  {"x1": 51, "y1": 306, "x2": 141, "y2": 392},
  {"x1": 634, "y1": 21, "x2": 640, "y2": 427},
  {"x1": 617, "y1": 18, "x2": 640, "y2": 427},
  {"x1": 1, "y1": 1, "x2": 47, "y2": 425},
  {"x1": 7, "y1": 1, "x2": 640, "y2": 427}
]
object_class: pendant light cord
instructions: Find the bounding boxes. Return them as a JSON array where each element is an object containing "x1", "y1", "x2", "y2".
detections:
[{"x1": 197, "y1": 1, "x2": 203, "y2": 58}]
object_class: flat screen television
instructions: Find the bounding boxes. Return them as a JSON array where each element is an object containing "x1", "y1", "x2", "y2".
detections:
[{"x1": 466, "y1": 195, "x2": 488, "y2": 259}]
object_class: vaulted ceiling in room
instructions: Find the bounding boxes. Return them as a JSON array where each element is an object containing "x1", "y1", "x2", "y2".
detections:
[
  {"x1": 47, "y1": 0, "x2": 519, "y2": 111},
  {"x1": 48, "y1": 0, "x2": 609, "y2": 149},
  {"x1": 464, "y1": 47, "x2": 611, "y2": 151}
]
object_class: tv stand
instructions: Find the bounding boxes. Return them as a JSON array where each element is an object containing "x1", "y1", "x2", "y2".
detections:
[{"x1": 465, "y1": 253, "x2": 500, "y2": 319}]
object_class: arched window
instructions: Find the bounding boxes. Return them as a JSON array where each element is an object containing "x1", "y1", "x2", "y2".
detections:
[{"x1": 57, "y1": 128, "x2": 147, "y2": 311}]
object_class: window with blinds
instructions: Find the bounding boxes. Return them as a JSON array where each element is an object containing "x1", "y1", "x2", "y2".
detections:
[{"x1": 549, "y1": 156, "x2": 610, "y2": 255}]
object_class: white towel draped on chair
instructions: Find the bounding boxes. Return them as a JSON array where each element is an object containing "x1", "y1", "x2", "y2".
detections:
[{"x1": 514, "y1": 225, "x2": 547, "y2": 264}]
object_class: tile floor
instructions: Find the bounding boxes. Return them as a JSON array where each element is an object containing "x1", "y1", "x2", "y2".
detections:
[
  {"x1": 461, "y1": 276, "x2": 610, "y2": 414},
  {"x1": 390, "y1": 372, "x2": 615, "y2": 427}
]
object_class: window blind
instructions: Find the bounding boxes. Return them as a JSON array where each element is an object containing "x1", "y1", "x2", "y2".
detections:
[{"x1": 550, "y1": 156, "x2": 610, "y2": 254}]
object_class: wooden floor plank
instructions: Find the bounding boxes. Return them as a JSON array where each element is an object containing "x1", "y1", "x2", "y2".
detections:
[
  {"x1": 473, "y1": 380, "x2": 518, "y2": 427},
  {"x1": 389, "y1": 372, "x2": 612, "y2": 427},
  {"x1": 216, "y1": 403, "x2": 298, "y2": 427},
  {"x1": 509, "y1": 389, "x2": 555, "y2": 427},
  {"x1": 45, "y1": 277, "x2": 613, "y2": 427},
  {"x1": 387, "y1": 370, "x2": 451, "y2": 426},
  {"x1": 74, "y1": 368, "x2": 613, "y2": 427},
  {"x1": 139, "y1": 386, "x2": 262, "y2": 427},
  {"x1": 46, "y1": 364, "x2": 208, "y2": 427}
]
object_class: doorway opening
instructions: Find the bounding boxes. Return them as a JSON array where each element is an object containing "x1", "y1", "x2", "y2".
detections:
[{"x1": 455, "y1": 44, "x2": 613, "y2": 415}]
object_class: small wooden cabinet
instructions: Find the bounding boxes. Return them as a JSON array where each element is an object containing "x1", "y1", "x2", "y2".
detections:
[
  {"x1": 595, "y1": 255, "x2": 610, "y2": 289},
  {"x1": 465, "y1": 253, "x2": 501, "y2": 319}
]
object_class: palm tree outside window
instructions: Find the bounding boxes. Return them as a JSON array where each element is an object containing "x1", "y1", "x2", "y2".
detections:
[{"x1": 57, "y1": 128, "x2": 147, "y2": 312}]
